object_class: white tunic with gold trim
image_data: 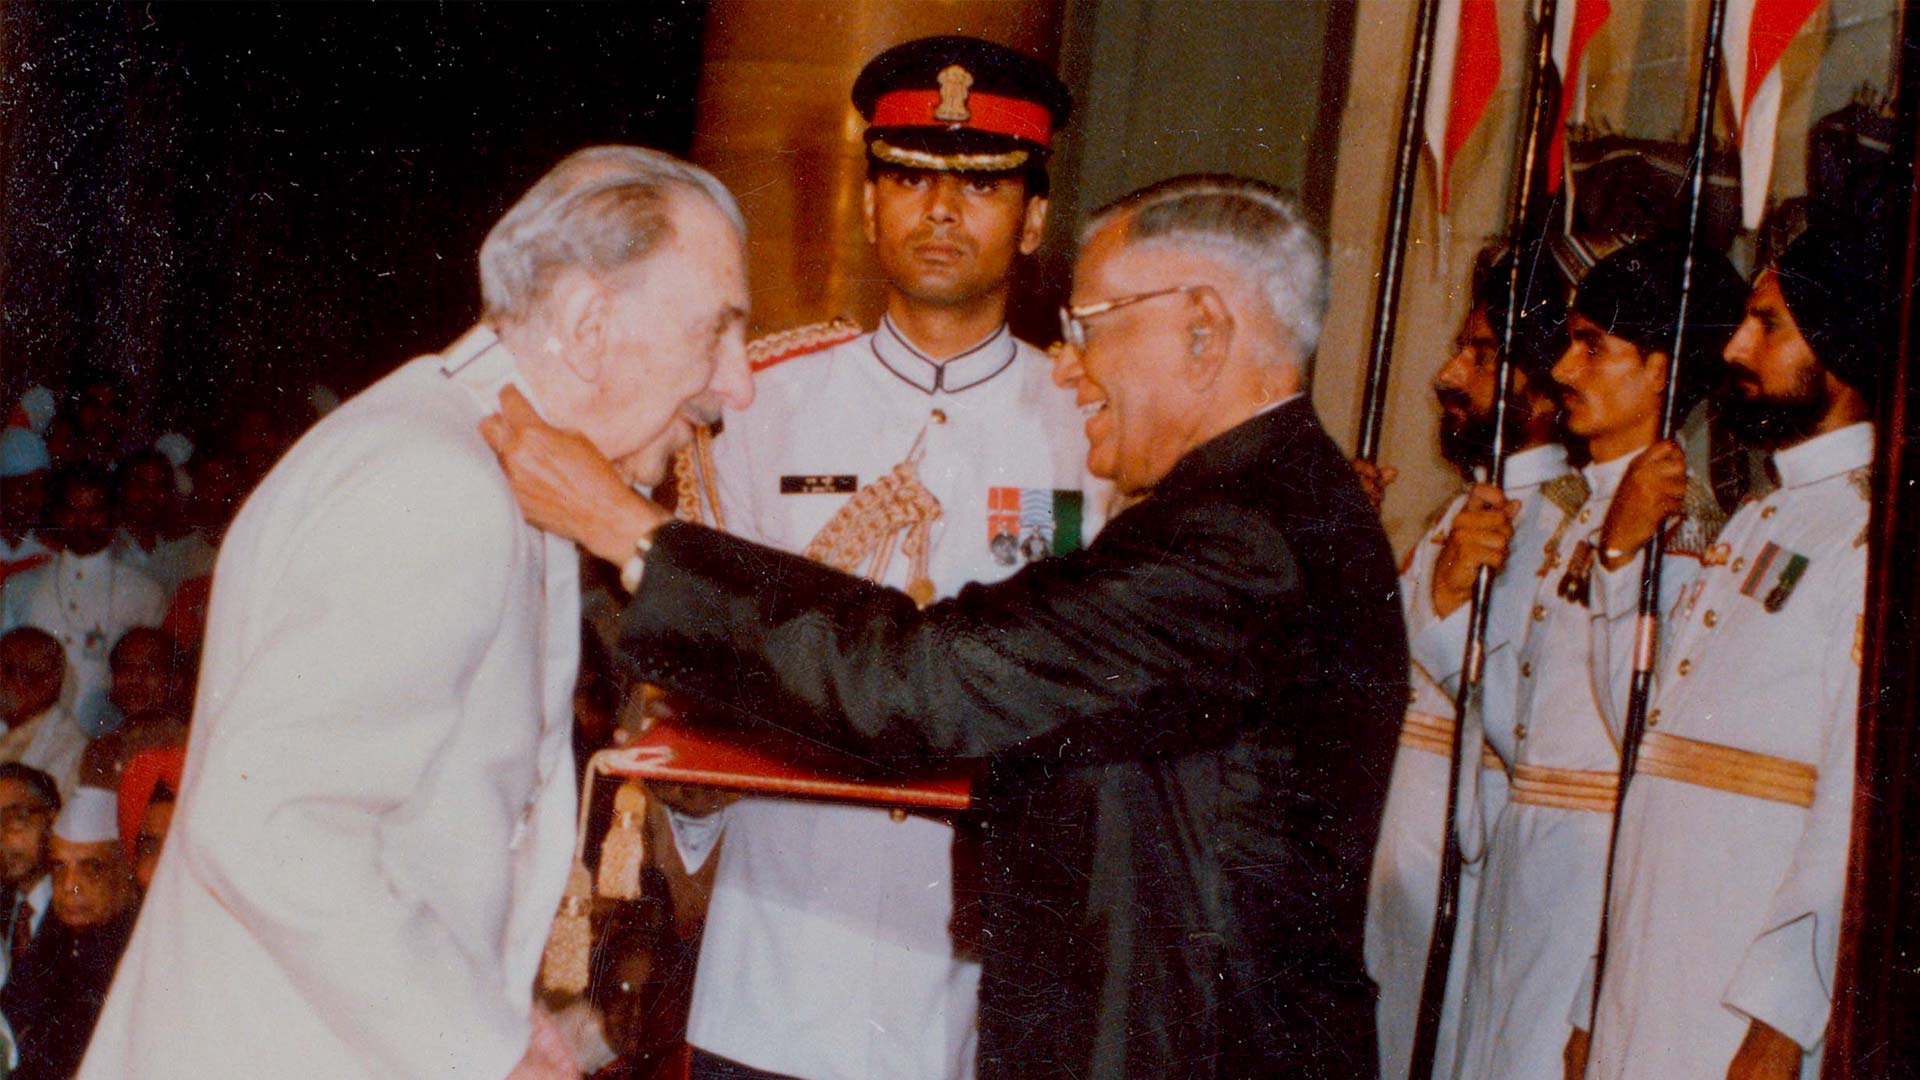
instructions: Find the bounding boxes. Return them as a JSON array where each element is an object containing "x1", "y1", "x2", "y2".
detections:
[
  {"x1": 667, "y1": 315, "x2": 1104, "y2": 1080},
  {"x1": 1452, "y1": 445, "x2": 1716, "y2": 1080},
  {"x1": 1366, "y1": 441, "x2": 1577, "y2": 1080},
  {"x1": 1582, "y1": 421, "x2": 1870, "y2": 1078}
]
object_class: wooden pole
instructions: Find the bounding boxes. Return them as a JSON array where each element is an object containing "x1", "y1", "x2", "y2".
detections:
[
  {"x1": 1585, "y1": 0, "x2": 1732, "y2": 1038},
  {"x1": 1354, "y1": 0, "x2": 1443, "y2": 464},
  {"x1": 1407, "y1": 2, "x2": 1560, "y2": 1074}
]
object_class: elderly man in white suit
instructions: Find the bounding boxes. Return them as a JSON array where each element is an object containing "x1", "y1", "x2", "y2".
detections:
[{"x1": 77, "y1": 146, "x2": 752, "y2": 1080}]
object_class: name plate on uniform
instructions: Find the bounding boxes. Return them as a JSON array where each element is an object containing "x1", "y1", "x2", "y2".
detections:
[
  {"x1": 781, "y1": 474, "x2": 859, "y2": 495},
  {"x1": 605, "y1": 712, "x2": 973, "y2": 810}
]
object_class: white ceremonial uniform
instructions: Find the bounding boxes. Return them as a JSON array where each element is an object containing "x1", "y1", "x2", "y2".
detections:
[
  {"x1": 1580, "y1": 421, "x2": 1871, "y2": 1079},
  {"x1": 668, "y1": 316, "x2": 1103, "y2": 1080},
  {"x1": 1448, "y1": 447, "x2": 1711, "y2": 1080},
  {"x1": 0, "y1": 704, "x2": 88, "y2": 800},
  {"x1": 111, "y1": 529, "x2": 216, "y2": 599},
  {"x1": 1368, "y1": 442, "x2": 1577, "y2": 1080},
  {"x1": 1, "y1": 550, "x2": 165, "y2": 737},
  {"x1": 79, "y1": 326, "x2": 581, "y2": 1080}
]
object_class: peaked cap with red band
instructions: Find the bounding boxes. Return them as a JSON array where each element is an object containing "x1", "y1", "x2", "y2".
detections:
[{"x1": 852, "y1": 35, "x2": 1071, "y2": 175}]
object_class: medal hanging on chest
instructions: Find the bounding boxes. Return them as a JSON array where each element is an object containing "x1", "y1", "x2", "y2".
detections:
[
  {"x1": 53, "y1": 554, "x2": 116, "y2": 660},
  {"x1": 987, "y1": 487, "x2": 1084, "y2": 566},
  {"x1": 1557, "y1": 539, "x2": 1594, "y2": 607}
]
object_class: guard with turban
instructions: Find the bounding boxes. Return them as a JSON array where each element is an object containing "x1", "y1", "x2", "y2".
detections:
[
  {"x1": 1363, "y1": 238, "x2": 1582, "y2": 1080},
  {"x1": 1567, "y1": 223, "x2": 1882, "y2": 1077}
]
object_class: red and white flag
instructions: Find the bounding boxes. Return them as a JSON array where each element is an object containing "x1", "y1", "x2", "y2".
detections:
[
  {"x1": 1724, "y1": 0, "x2": 1823, "y2": 229},
  {"x1": 1546, "y1": 0, "x2": 1611, "y2": 193},
  {"x1": 1425, "y1": 0, "x2": 1501, "y2": 212}
]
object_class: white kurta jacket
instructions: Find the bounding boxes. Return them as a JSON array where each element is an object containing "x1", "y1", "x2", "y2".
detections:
[
  {"x1": 1451, "y1": 447, "x2": 1713, "y2": 1080},
  {"x1": 79, "y1": 327, "x2": 580, "y2": 1080}
]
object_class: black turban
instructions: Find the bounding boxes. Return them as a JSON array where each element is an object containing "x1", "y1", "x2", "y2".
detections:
[
  {"x1": 1473, "y1": 244, "x2": 1570, "y2": 381},
  {"x1": 1773, "y1": 223, "x2": 1893, "y2": 402},
  {"x1": 1572, "y1": 237, "x2": 1747, "y2": 417}
]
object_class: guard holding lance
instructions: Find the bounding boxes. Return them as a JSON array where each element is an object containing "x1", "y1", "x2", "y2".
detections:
[
  {"x1": 1364, "y1": 244, "x2": 1572, "y2": 1080},
  {"x1": 1570, "y1": 223, "x2": 1883, "y2": 1080},
  {"x1": 1450, "y1": 237, "x2": 1740, "y2": 1080}
]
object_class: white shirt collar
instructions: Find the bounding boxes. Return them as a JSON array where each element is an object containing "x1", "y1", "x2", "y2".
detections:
[
  {"x1": 1252, "y1": 392, "x2": 1305, "y2": 419},
  {"x1": 1772, "y1": 421, "x2": 1874, "y2": 489},
  {"x1": 58, "y1": 547, "x2": 116, "y2": 576},
  {"x1": 869, "y1": 315, "x2": 1018, "y2": 395},
  {"x1": 440, "y1": 324, "x2": 554, "y2": 420},
  {"x1": 1502, "y1": 442, "x2": 1570, "y2": 491},
  {"x1": 24, "y1": 874, "x2": 50, "y2": 924},
  {"x1": 1581, "y1": 443, "x2": 1645, "y2": 500}
]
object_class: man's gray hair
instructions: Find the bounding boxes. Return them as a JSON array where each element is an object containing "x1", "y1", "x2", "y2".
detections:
[
  {"x1": 1083, "y1": 174, "x2": 1327, "y2": 356},
  {"x1": 479, "y1": 145, "x2": 746, "y2": 324}
]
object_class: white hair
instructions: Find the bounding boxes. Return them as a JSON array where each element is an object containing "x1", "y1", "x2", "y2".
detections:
[
  {"x1": 478, "y1": 145, "x2": 745, "y2": 324},
  {"x1": 1083, "y1": 174, "x2": 1327, "y2": 357}
]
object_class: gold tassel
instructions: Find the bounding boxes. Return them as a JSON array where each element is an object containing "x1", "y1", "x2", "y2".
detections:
[
  {"x1": 596, "y1": 781, "x2": 648, "y2": 900},
  {"x1": 540, "y1": 755, "x2": 606, "y2": 995},
  {"x1": 540, "y1": 864, "x2": 593, "y2": 995}
]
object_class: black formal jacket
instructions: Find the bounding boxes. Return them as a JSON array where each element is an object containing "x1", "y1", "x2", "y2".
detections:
[
  {"x1": 3, "y1": 906, "x2": 136, "y2": 1080},
  {"x1": 621, "y1": 398, "x2": 1408, "y2": 1079}
]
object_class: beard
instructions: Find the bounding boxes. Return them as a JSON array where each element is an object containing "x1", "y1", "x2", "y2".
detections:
[
  {"x1": 1719, "y1": 369, "x2": 1829, "y2": 449},
  {"x1": 1438, "y1": 386, "x2": 1542, "y2": 473},
  {"x1": 1439, "y1": 408, "x2": 1496, "y2": 473}
]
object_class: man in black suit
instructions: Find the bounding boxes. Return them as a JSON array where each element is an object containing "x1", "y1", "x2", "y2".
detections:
[{"x1": 485, "y1": 174, "x2": 1408, "y2": 1079}]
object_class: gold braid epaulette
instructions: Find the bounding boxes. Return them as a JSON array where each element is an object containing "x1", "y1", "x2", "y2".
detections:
[
  {"x1": 1666, "y1": 474, "x2": 1728, "y2": 559},
  {"x1": 668, "y1": 317, "x2": 946, "y2": 606},
  {"x1": 670, "y1": 318, "x2": 866, "y2": 528},
  {"x1": 748, "y1": 317, "x2": 863, "y2": 372},
  {"x1": 675, "y1": 426, "x2": 945, "y2": 605},
  {"x1": 672, "y1": 426, "x2": 725, "y2": 530}
]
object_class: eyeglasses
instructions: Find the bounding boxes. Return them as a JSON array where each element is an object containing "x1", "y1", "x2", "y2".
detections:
[{"x1": 1058, "y1": 285, "x2": 1206, "y2": 351}]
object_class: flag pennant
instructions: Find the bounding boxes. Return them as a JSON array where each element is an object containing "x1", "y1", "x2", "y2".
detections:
[
  {"x1": 1723, "y1": 0, "x2": 1823, "y2": 229},
  {"x1": 1425, "y1": 0, "x2": 1501, "y2": 212},
  {"x1": 1546, "y1": 0, "x2": 1611, "y2": 193}
]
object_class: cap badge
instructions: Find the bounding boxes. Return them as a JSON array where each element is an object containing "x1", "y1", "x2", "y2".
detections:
[{"x1": 935, "y1": 65, "x2": 974, "y2": 123}]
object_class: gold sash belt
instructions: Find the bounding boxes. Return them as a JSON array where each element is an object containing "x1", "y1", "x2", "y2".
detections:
[
  {"x1": 1636, "y1": 731, "x2": 1817, "y2": 808},
  {"x1": 1509, "y1": 764, "x2": 1618, "y2": 813},
  {"x1": 1398, "y1": 712, "x2": 1504, "y2": 770}
]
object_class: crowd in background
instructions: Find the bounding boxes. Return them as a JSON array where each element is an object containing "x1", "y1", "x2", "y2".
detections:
[
  {"x1": 0, "y1": 369, "x2": 684, "y2": 1077},
  {"x1": 0, "y1": 370, "x2": 301, "y2": 1076}
]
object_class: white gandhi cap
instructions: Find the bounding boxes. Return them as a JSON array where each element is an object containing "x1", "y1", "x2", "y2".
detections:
[{"x1": 53, "y1": 787, "x2": 120, "y2": 845}]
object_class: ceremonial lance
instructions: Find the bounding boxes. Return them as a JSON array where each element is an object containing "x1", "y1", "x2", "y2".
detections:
[
  {"x1": 1355, "y1": 0, "x2": 1443, "y2": 464},
  {"x1": 1586, "y1": 0, "x2": 1732, "y2": 1035},
  {"x1": 1406, "y1": 2, "x2": 1563, "y2": 1078}
]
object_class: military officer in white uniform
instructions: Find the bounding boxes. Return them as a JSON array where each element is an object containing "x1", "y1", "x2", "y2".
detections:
[
  {"x1": 1572, "y1": 226, "x2": 1880, "y2": 1080},
  {"x1": 1444, "y1": 241, "x2": 1744, "y2": 1080},
  {"x1": 1364, "y1": 247, "x2": 1572, "y2": 1080},
  {"x1": 661, "y1": 37, "x2": 1100, "y2": 1080},
  {"x1": 1, "y1": 466, "x2": 166, "y2": 737}
]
